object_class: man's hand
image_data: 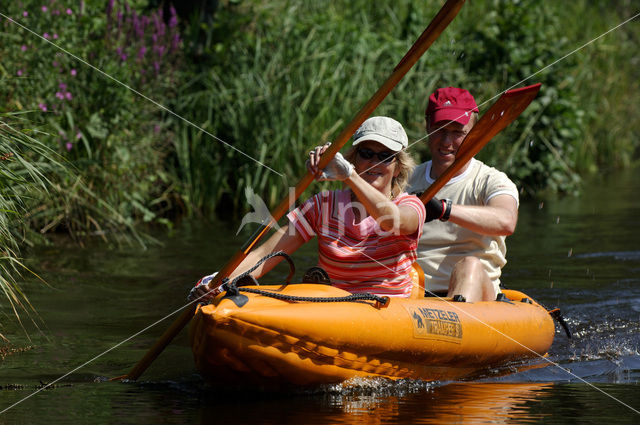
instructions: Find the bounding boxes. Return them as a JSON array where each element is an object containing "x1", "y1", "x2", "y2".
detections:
[
  {"x1": 425, "y1": 198, "x2": 452, "y2": 222},
  {"x1": 425, "y1": 198, "x2": 444, "y2": 222}
]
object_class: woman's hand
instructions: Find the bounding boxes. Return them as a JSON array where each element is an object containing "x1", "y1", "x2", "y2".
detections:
[
  {"x1": 306, "y1": 142, "x2": 353, "y2": 181},
  {"x1": 188, "y1": 272, "x2": 223, "y2": 302}
]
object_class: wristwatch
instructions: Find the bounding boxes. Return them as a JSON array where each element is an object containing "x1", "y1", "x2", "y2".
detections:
[{"x1": 440, "y1": 199, "x2": 452, "y2": 222}]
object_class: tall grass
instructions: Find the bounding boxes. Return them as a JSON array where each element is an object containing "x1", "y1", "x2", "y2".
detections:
[
  {"x1": 2, "y1": 0, "x2": 639, "y2": 233},
  {"x1": 570, "y1": 1, "x2": 640, "y2": 173},
  {"x1": 0, "y1": 114, "x2": 57, "y2": 338},
  {"x1": 172, "y1": 0, "x2": 624, "y2": 211}
]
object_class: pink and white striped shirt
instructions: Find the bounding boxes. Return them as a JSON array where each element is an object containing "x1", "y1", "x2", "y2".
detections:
[{"x1": 287, "y1": 190, "x2": 426, "y2": 297}]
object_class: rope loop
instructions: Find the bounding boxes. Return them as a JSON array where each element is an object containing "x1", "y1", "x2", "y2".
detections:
[
  {"x1": 221, "y1": 251, "x2": 389, "y2": 308},
  {"x1": 225, "y1": 251, "x2": 295, "y2": 297}
]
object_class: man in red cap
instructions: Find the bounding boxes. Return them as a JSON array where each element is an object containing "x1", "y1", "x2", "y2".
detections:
[{"x1": 408, "y1": 87, "x2": 519, "y2": 302}]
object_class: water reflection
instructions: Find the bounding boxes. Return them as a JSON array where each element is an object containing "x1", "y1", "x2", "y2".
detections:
[{"x1": 193, "y1": 381, "x2": 554, "y2": 424}]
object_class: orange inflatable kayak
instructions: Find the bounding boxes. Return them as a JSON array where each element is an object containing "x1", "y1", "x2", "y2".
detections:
[{"x1": 189, "y1": 273, "x2": 555, "y2": 387}]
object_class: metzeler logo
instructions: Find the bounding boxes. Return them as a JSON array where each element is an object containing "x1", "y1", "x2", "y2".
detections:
[{"x1": 405, "y1": 305, "x2": 463, "y2": 341}]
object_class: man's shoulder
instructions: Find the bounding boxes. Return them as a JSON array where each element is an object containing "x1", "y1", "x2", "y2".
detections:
[
  {"x1": 471, "y1": 159, "x2": 514, "y2": 183},
  {"x1": 471, "y1": 159, "x2": 519, "y2": 203}
]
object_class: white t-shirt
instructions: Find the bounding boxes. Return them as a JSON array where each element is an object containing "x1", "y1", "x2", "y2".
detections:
[{"x1": 407, "y1": 158, "x2": 519, "y2": 293}]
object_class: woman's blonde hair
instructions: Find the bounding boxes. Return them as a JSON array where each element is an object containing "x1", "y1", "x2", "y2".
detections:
[{"x1": 344, "y1": 146, "x2": 415, "y2": 198}]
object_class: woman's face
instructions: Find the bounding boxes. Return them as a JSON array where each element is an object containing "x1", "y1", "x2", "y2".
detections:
[{"x1": 353, "y1": 140, "x2": 400, "y2": 195}]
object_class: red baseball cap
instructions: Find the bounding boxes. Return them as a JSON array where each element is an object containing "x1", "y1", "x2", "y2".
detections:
[{"x1": 425, "y1": 87, "x2": 479, "y2": 126}]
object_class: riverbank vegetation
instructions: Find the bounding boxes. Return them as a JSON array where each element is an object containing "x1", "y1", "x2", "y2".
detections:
[{"x1": 1, "y1": 0, "x2": 638, "y2": 323}]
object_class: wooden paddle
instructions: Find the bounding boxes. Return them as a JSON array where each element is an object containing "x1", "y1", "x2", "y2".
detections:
[
  {"x1": 119, "y1": 0, "x2": 466, "y2": 381},
  {"x1": 419, "y1": 83, "x2": 542, "y2": 204}
]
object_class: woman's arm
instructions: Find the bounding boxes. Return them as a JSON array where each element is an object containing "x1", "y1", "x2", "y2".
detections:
[
  {"x1": 307, "y1": 143, "x2": 420, "y2": 235},
  {"x1": 345, "y1": 172, "x2": 421, "y2": 235},
  {"x1": 228, "y1": 224, "x2": 307, "y2": 280}
]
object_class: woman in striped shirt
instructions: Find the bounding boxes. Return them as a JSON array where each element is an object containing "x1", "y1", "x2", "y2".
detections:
[{"x1": 192, "y1": 116, "x2": 426, "y2": 299}]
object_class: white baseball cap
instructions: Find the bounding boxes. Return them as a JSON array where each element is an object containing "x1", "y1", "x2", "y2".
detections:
[{"x1": 352, "y1": 116, "x2": 408, "y2": 152}]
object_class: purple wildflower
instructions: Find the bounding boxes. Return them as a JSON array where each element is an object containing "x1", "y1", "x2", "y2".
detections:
[
  {"x1": 17, "y1": 69, "x2": 23, "y2": 76},
  {"x1": 59, "y1": 82, "x2": 67, "y2": 90},
  {"x1": 70, "y1": 69, "x2": 77, "y2": 76},
  {"x1": 171, "y1": 33, "x2": 180, "y2": 51},
  {"x1": 153, "y1": 61, "x2": 160, "y2": 74},
  {"x1": 41, "y1": 6, "x2": 48, "y2": 13},
  {"x1": 22, "y1": 11, "x2": 28, "y2": 17},
  {"x1": 43, "y1": 32, "x2": 50, "y2": 39},
  {"x1": 137, "y1": 46, "x2": 147, "y2": 60},
  {"x1": 38, "y1": 103, "x2": 47, "y2": 112},
  {"x1": 76, "y1": 132, "x2": 82, "y2": 140},
  {"x1": 21, "y1": 45, "x2": 27, "y2": 51},
  {"x1": 65, "y1": 92, "x2": 72, "y2": 100},
  {"x1": 154, "y1": 44, "x2": 165, "y2": 57},
  {"x1": 66, "y1": 142, "x2": 73, "y2": 151},
  {"x1": 56, "y1": 91, "x2": 64, "y2": 100},
  {"x1": 169, "y1": 6, "x2": 178, "y2": 28},
  {"x1": 106, "y1": 0, "x2": 114, "y2": 19},
  {"x1": 66, "y1": 8, "x2": 72, "y2": 15},
  {"x1": 52, "y1": 60, "x2": 59, "y2": 67},
  {"x1": 53, "y1": 33, "x2": 58, "y2": 39}
]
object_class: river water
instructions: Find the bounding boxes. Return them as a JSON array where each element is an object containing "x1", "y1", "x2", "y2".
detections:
[{"x1": 1, "y1": 168, "x2": 639, "y2": 424}]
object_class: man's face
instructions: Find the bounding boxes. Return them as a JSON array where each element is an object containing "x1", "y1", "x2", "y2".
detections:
[{"x1": 427, "y1": 117, "x2": 475, "y2": 177}]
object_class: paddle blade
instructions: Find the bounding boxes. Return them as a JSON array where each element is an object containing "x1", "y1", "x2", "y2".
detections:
[{"x1": 420, "y1": 83, "x2": 541, "y2": 203}]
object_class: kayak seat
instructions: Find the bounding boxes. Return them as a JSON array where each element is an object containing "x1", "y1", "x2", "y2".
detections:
[{"x1": 409, "y1": 262, "x2": 426, "y2": 299}]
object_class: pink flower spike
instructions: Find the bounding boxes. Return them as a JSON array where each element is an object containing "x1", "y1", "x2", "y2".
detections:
[
  {"x1": 66, "y1": 9, "x2": 72, "y2": 15},
  {"x1": 21, "y1": 45, "x2": 27, "y2": 51},
  {"x1": 76, "y1": 132, "x2": 82, "y2": 140},
  {"x1": 23, "y1": 11, "x2": 28, "y2": 17},
  {"x1": 43, "y1": 33, "x2": 50, "y2": 39},
  {"x1": 38, "y1": 103, "x2": 47, "y2": 112},
  {"x1": 66, "y1": 142, "x2": 73, "y2": 151},
  {"x1": 70, "y1": 69, "x2": 77, "y2": 76},
  {"x1": 17, "y1": 70, "x2": 23, "y2": 76},
  {"x1": 41, "y1": 6, "x2": 48, "y2": 12},
  {"x1": 53, "y1": 34, "x2": 58, "y2": 39},
  {"x1": 56, "y1": 92, "x2": 64, "y2": 99},
  {"x1": 65, "y1": 92, "x2": 72, "y2": 100}
]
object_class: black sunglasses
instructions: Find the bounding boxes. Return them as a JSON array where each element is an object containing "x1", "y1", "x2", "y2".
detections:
[{"x1": 357, "y1": 147, "x2": 396, "y2": 163}]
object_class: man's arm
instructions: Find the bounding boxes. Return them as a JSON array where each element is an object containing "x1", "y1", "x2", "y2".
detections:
[{"x1": 447, "y1": 194, "x2": 518, "y2": 236}]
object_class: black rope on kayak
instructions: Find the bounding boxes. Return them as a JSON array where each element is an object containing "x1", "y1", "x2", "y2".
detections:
[
  {"x1": 236, "y1": 286, "x2": 389, "y2": 308},
  {"x1": 221, "y1": 251, "x2": 388, "y2": 308},
  {"x1": 222, "y1": 251, "x2": 295, "y2": 306}
]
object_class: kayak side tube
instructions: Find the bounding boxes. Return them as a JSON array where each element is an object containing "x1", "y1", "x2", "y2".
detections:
[{"x1": 189, "y1": 285, "x2": 555, "y2": 386}]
